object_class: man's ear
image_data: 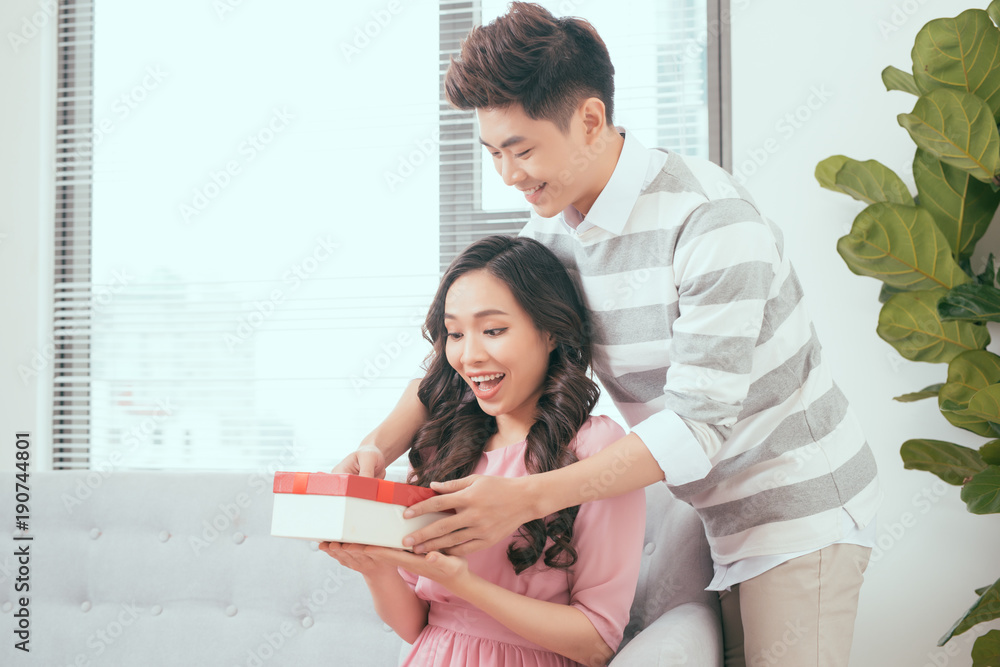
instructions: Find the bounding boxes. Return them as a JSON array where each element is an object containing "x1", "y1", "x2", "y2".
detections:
[{"x1": 578, "y1": 97, "x2": 608, "y2": 141}]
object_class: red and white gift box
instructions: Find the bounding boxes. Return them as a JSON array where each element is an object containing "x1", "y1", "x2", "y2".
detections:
[{"x1": 271, "y1": 472, "x2": 450, "y2": 549}]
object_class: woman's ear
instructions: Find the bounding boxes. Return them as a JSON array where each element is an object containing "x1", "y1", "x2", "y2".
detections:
[{"x1": 546, "y1": 332, "x2": 557, "y2": 353}]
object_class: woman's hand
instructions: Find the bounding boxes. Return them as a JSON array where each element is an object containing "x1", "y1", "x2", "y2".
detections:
[
  {"x1": 365, "y1": 547, "x2": 471, "y2": 590},
  {"x1": 318, "y1": 541, "x2": 397, "y2": 578},
  {"x1": 330, "y1": 444, "x2": 387, "y2": 478}
]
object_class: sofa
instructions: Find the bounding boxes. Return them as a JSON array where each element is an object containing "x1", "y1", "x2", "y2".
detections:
[{"x1": 0, "y1": 471, "x2": 722, "y2": 665}]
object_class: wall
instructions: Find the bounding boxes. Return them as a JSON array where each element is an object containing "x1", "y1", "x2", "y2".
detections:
[
  {"x1": 730, "y1": 1, "x2": 1000, "y2": 665},
  {"x1": 1, "y1": 0, "x2": 54, "y2": 473}
]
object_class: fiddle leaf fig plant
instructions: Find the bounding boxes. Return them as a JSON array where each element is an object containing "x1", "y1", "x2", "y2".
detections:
[{"x1": 817, "y1": 4, "x2": 1000, "y2": 664}]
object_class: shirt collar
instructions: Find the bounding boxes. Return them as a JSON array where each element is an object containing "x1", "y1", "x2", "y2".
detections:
[{"x1": 560, "y1": 127, "x2": 650, "y2": 236}]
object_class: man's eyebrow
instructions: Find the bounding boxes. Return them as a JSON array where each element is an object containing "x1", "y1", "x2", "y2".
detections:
[{"x1": 478, "y1": 135, "x2": 527, "y2": 150}]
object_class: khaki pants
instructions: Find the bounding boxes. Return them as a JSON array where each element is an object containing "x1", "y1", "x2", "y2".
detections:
[{"x1": 719, "y1": 543, "x2": 872, "y2": 667}]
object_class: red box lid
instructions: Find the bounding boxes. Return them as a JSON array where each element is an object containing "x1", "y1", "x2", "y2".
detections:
[{"x1": 272, "y1": 472, "x2": 437, "y2": 507}]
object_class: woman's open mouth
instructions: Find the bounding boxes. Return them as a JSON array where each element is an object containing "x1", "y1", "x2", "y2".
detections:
[{"x1": 469, "y1": 372, "x2": 505, "y2": 399}]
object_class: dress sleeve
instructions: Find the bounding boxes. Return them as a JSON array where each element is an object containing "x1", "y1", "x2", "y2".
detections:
[{"x1": 566, "y1": 415, "x2": 647, "y2": 652}]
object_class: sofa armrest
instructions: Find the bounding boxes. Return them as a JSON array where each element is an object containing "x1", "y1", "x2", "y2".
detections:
[{"x1": 610, "y1": 601, "x2": 723, "y2": 667}]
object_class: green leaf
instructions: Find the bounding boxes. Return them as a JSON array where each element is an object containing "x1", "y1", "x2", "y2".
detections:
[
  {"x1": 894, "y1": 383, "x2": 945, "y2": 402},
  {"x1": 961, "y1": 465, "x2": 1000, "y2": 514},
  {"x1": 978, "y1": 255, "x2": 998, "y2": 286},
  {"x1": 939, "y1": 283, "x2": 1000, "y2": 322},
  {"x1": 982, "y1": 440, "x2": 1000, "y2": 466},
  {"x1": 815, "y1": 156, "x2": 912, "y2": 206},
  {"x1": 967, "y1": 385, "x2": 1000, "y2": 423},
  {"x1": 940, "y1": 351, "x2": 1000, "y2": 436},
  {"x1": 878, "y1": 289, "x2": 990, "y2": 363},
  {"x1": 879, "y1": 283, "x2": 906, "y2": 304},
  {"x1": 837, "y1": 204, "x2": 971, "y2": 290},
  {"x1": 816, "y1": 155, "x2": 850, "y2": 193},
  {"x1": 913, "y1": 149, "x2": 1000, "y2": 260},
  {"x1": 882, "y1": 65, "x2": 920, "y2": 95},
  {"x1": 912, "y1": 9, "x2": 1000, "y2": 118},
  {"x1": 898, "y1": 88, "x2": 1000, "y2": 183},
  {"x1": 900, "y1": 439, "x2": 987, "y2": 484},
  {"x1": 991, "y1": 0, "x2": 1000, "y2": 27},
  {"x1": 940, "y1": 577, "x2": 1000, "y2": 643},
  {"x1": 836, "y1": 159, "x2": 913, "y2": 205},
  {"x1": 972, "y1": 630, "x2": 1000, "y2": 667}
]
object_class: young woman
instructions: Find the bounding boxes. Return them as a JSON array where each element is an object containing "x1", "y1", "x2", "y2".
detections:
[{"x1": 321, "y1": 235, "x2": 645, "y2": 667}]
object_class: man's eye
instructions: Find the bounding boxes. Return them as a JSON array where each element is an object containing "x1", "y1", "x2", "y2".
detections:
[{"x1": 515, "y1": 149, "x2": 532, "y2": 158}]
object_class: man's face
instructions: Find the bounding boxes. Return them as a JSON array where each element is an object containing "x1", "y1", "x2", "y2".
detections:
[{"x1": 477, "y1": 104, "x2": 602, "y2": 218}]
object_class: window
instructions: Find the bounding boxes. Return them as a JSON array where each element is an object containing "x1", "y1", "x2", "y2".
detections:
[{"x1": 53, "y1": 0, "x2": 730, "y2": 472}]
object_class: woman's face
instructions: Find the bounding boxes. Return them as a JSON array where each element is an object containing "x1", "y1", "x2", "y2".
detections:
[{"x1": 443, "y1": 269, "x2": 555, "y2": 432}]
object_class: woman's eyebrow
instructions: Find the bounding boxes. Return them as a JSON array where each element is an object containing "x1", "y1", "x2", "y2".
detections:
[
  {"x1": 478, "y1": 135, "x2": 527, "y2": 150},
  {"x1": 444, "y1": 309, "x2": 509, "y2": 319}
]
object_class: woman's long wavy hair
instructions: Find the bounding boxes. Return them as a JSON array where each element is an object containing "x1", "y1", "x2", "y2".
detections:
[{"x1": 407, "y1": 235, "x2": 600, "y2": 574}]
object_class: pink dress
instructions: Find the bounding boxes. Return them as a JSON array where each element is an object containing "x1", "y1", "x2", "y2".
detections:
[{"x1": 400, "y1": 415, "x2": 647, "y2": 667}]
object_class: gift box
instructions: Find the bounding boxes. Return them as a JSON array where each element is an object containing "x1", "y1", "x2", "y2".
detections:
[{"x1": 271, "y1": 472, "x2": 451, "y2": 549}]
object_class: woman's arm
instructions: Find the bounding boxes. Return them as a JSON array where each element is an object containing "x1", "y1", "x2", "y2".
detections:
[
  {"x1": 319, "y1": 542, "x2": 429, "y2": 644},
  {"x1": 332, "y1": 378, "x2": 428, "y2": 477},
  {"x1": 367, "y1": 549, "x2": 614, "y2": 666}
]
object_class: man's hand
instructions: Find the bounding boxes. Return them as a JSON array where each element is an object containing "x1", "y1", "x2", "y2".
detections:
[
  {"x1": 331, "y1": 444, "x2": 386, "y2": 478},
  {"x1": 401, "y1": 475, "x2": 537, "y2": 555}
]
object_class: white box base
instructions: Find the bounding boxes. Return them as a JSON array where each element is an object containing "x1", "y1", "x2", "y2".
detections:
[{"x1": 271, "y1": 494, "x2": 450, "y2": 549}]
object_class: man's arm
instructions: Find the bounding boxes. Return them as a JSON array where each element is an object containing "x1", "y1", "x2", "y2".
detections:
[
  {"x1": 403, "y1": 431, "x2": 663, "y2": 554},
  {"x1": 332, "y1": 378, "x2": 428, "y2": 477}
]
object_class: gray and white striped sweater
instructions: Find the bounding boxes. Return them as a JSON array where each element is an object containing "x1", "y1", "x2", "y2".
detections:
[{"x1": 520, "y1": 133, "x2": 881, "y2": 564}]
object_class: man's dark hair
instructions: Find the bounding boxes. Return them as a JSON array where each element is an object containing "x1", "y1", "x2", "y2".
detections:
[{"x1": 444, "y1": 2, "x2": 615, "y2": 131}]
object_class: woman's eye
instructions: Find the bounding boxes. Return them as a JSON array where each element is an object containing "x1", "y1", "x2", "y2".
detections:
[
  {"x1": 484, "y1": 328, "x2": 507, "y2": 337},
  {"x1": 446, "y1": 332, "x2": 462, "y2": 340}
]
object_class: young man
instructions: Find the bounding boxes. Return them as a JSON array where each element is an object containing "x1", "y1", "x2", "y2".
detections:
[{"x1": 333, "y1": 3, "x2": 881, "y2": 666}]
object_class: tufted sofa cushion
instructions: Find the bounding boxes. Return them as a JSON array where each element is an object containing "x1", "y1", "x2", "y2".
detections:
[
  {"x1": 0, "y1": 471, "x2": 405, "y2": 666},
  {"x1": 0, "y1": 471, "x2": 721, "y2": 666}
]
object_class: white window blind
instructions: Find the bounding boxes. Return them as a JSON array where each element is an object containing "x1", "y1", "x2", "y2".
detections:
[{"x1": 54, "y1": 0, "x2": 723, "y2": 472}]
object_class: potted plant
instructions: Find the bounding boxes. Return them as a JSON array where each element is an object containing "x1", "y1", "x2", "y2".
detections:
[{"x1": 816, "y1": 3, "x2": 1000, "y2": 663}]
